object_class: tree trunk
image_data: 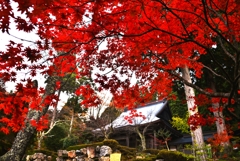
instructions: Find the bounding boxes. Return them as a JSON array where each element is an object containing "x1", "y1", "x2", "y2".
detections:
[
  {"x1": 206, "y1": 67, "x2": 230, "y2": 146},
  {"x1": 50, "y1": 90, "x2": 61, "y2": 128},
  {"x1": 136, "y1": 128, "x2": 147, "y2": 150},
  {"x1": 68, "y1": 111, "x2": 74, "y2": 137},
  {"x1": 37, "y1": 132, "x2": 42, "y2": 150},
  {"x1": 141, "y1": 136, "x2": 146, "y2": 151},
  {"x1": 212, "y1": 102, "x2": 229, "y2": 146},
  {"x1": 165, "y1": 140, "x2": 170, "y2": 151},
  {"x1": 0, "y1": 125, "x2": 35, "y2": 161},
  {"x1": 37, "y1": 131, "x2": 46, "y2": 150},
  {"x1": 182, "y1": 66, "x2": 207, "y2": 161},
  {"x1": 0, "y1": 77, "x2": 57, "y2": 161}
]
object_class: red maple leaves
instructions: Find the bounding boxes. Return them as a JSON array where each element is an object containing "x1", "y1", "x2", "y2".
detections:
[
  {"x1": 0, "y1": 80, "x2": 48, "y2": 134},
  {"x1": 124, "y1": 109, "x2": 146, "y2": 124},
  {"x1": 0, "y1": 0, "x2": 239, "y2": 137}
]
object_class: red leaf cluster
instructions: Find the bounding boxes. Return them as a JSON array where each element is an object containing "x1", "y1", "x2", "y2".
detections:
[
  {"x1": 0, "y1": 80, "x2": 49, "y2": 134},
  {"x1": 207, "y1": 130, "x2": 232, "y2": 147},
  {"x1": 75, "y1": 85, "x2": 101, "y2": 108},
  {"x1": 0, "y1": 0, "x2": 240, "y2": 136},
  {"x1": 124, "y1": 109, "x2": 146, "y2": 124},
  {"x1": 188, "y1": 113, "x2": 207, "y2": 131}
]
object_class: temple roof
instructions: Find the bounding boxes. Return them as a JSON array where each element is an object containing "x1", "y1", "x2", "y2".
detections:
[
  {"x1": 111, "y1": 100, "x2": 169, "y2": 128},
  {"x1": 93, "y1": 99, "x2": 182, "y2": 136}
]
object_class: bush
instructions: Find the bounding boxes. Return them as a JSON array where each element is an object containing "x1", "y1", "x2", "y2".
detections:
[
  {"x1": 62, "y1": 135, "x2": 79, "y2": 149},
  {"x1": 117, "y1": 145, "x2": 136, "y2": 160},
  {"x1": 44, "y1": 125, "x2": 68, "y2": 151},
  {"x1": 156, "y1": 150, "x2": 194, "y2": 161},
  {"x1": 67, "y1": 142, "x2": 103, "y2": 150},
  {"x1": 143, "y1": 149, "x2": 159, "y2": 155},
  {"x1": 79, "y1": 130, "x2": 95, "y2": 144},
  {"x1": 133, "y1": 154, "x2": 157, "y2": 161},
  {"x1": 67, "y1": 139, "x2": 119, "y2": 151}
]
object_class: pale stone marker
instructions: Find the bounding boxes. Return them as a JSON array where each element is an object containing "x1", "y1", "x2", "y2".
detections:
[{"x1": 110, "y1": 153, "x2": 121, "y2": 161}]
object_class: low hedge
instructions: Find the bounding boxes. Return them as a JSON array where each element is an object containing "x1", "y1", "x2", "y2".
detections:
[
  {"x1": 133, "y1": 154, "x2": 157, "y2": 161},
  {"x1": 66, "y1": 142, "x2": 103, "y2": 150},
  {"x1": 65, "y1": 140, "x2": 194, "y2": 161},
  {"x1": 67, "y1": 139, "x2": 119, "y2": 152},
  {"x1": 143, "y1": 149, "x2": 160, "y2": 155},
  {"x1": 117, "y1": 145, "x2": 137, "y2": 160},
  {"x1": 156, "y1": 150, "x2": 194, "y2": 161}
]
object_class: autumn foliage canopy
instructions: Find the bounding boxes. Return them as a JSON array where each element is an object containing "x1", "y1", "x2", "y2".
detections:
[{"x1": 0, "y1": 0, "x2": 240, "y2": 135}]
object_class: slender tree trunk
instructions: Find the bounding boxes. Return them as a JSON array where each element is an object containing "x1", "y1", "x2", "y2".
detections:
[
  {"x1": 68, "y1": 111, "x2": 74, "y2": 137},
  {"x1": 0, "y1": 77, "x2": 57, "y2": 161},
  {"x1": 212, "y1": 102, "x2": 229, "y2": 145},
  {"x1": 50, "y1": 90, "x2": 61, "y2": 128},
  {"x1": 136, "y1": 127, "x2": 147, "y2": 150},
  {"x1": 37, "y1": 131, "x2": 44, "y2": 150},
  {"x1": 182, "y1": 66, "x2": 207, "y2": 161},
  {"x1": 154, "y1": 131, "x2": 157, "y2": 149},
  {"x1": 165, "y1": 140, "x2": 170, "y2": 151},
  {"x1": 207, "y1": 71, "x2": 229, "y2": 146},
  {"x1": 35, "y1": 90, "x2": 61, "y2": 149}
]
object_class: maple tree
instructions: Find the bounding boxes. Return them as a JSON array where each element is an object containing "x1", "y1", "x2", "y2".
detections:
[
  {"x1": 0, "y1": 0, "x2": 240, "y2": 160},
  {"x1": 123, "y1": 108, "x2": 149, "y2": 150}
]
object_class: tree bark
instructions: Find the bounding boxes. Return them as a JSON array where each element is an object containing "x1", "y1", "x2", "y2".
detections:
[
  {"x1": 37, "y1": 131, "x2": 43, "y2": 150},
  {"x1": 136, "y1": 127, "x2": 147, "y2": 150},
  {"x1": 207, "y1": 70, "x2": 229, "y2": 146},
  {"x1": 68, "y1": 111, "x2": 74, "y2": 137},
  {"x1": 49, "y1": 90, "x2": 61, "y2": 128},
  {"x1": 182, "y1": 66, "x2": 207, "y2": 161},
  {"x1": 165, "y1": 140, "x2": 170, "y2": 151},
  {"x1": 212, "y1": 102, "x2": 229, "y2": 145},
  {"x1": 0, "y1": 124, "x2": 35, "y2": 161}
]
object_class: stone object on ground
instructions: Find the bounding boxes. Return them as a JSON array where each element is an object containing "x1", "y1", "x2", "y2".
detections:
[
  {"x1": 27, "y1": 145, "x2": 114, "y2": 161},
  {"x1": 99, "y1": 145, "x2": 112, "y2": 157},
  {"x1": 110, "y1": 153, "x2": 121, "y2": 161},
  {"x1": 68, "y1": 150, "x2": 76, "y2": 158},
  {"x1": 86, "y1": 146, "x2": 95, "y2": 158}
]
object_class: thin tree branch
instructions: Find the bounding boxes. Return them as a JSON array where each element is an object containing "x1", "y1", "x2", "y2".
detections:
[
  {"x1": 217, "y1": 36, "x2": 236, "y2": 63},
  {"x1": 202, "y1": 64, "x2": 231, "y2": 84},
  {"x1": 169, "y1": 70, "x2": 230, "y2": 97}
]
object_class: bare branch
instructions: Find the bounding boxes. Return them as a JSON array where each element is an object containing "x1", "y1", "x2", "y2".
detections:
[
  {"x1": 169, "y1": 70, "x2": 230, "y2": 97},
  {"x1": 217, "y1": 36, "x2": 236, "y2": 63},
  {"x1": 202, "y1": 64, "x2": 231, "y2": 83}
]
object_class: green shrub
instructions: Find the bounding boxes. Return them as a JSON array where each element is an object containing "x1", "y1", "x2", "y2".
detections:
[
  {"x1": 67, "y1": 142, "x2": 103, "y2": 150},
  {"x1": 44, "y1": 125, "x2": 68, "y2": 151},
  {"x1": 117, "y1": 145, "x2": 136, "y2": 160},
  {"x1": 79, "y1": 130, "x2": 95, "y2": 144},
  {"x1": 156, "y1": 150, "x2": 194, "y2": 161},
  {"x1": 62, "y1": 135, "x2": 79, "y2": 149},
  {"x1": 133, "y1": 154, "x2": 157, "y2": 161},
  {"x1": 143, "y1": 149, "x2": 159, "y2": 155},
  {"x1": 67, "y1": 139, "x2": 119, "y2": 151}
]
